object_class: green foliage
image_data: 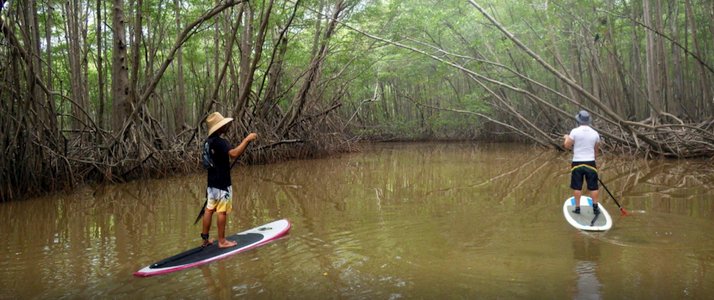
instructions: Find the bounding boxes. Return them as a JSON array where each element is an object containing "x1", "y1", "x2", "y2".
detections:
[{"x1": 10, "y1": 0, "x2": 714, "y2": 137}]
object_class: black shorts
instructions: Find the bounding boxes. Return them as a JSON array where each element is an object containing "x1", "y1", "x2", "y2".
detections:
[{"x1": 570, "y1": 161, "x2": 599, "y2": 191}]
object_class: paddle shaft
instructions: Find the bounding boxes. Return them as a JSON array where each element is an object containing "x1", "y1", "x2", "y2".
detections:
[
  {"x1": 598, "y1": 178, "x2": 625, "y2": 211},
  {"x1": 589, "y1": 211, "x2": 600, "y2": 226}
]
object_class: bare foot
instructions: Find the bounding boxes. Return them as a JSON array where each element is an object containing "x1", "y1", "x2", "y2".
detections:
[
  {"x1": 218, "y1": 239, "x2": 237, "y2": 248},
  {"x1": 202, "y1": 238, "x2": 214, "y2": 248}
]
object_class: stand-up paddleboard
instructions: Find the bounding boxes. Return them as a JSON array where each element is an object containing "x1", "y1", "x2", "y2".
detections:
[
  {"x1": 563, "y1": 196, "x2": 612, "y2": 231},
  {"x1": 134, "y1": 219, "x2": 291, "y2": 277}
]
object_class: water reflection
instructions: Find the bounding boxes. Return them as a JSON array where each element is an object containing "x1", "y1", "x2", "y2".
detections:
[
  {"x1": 200, "y1": 264, "x2": 233, "y2": 298},
  {"x1": 572, "y1": 234, "x2": 602, "y2": 300}
]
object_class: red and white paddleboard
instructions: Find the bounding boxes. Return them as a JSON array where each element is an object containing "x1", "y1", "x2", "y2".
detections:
[{"x1": 134, "y1": 219, "x2": 291, "y2": 277}]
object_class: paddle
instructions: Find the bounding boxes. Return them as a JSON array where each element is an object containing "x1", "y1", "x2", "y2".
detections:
[{"x1": 598, "y1": 178, "x2": 628, "y2": 216}]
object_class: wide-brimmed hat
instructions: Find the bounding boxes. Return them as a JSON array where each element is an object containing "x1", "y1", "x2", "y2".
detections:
[
  {"x1": 575, "y1": 110, "x2": 591, "y2": 125},
  {"x1": 206, "y1": 112, "x2": 233, "y2": 136}
]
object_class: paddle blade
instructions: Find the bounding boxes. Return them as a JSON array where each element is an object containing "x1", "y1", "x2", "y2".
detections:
[
  {"x1": 194, "y1": 209, "x2": 205, "y2": 225},
  {"x1": 619, "y1": 207, "x2": 628, "y2": 216},
  {"x1": 194, "y1": 200, "x2": 207, "y2": 225}
]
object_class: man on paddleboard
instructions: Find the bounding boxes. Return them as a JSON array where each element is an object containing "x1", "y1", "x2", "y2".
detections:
[
  {"x1": 563, "y1": 110, "x2": 601, "y2": 215},
  {"x1": 202, "y1": 112, "x2": 257, "y2": 248}
]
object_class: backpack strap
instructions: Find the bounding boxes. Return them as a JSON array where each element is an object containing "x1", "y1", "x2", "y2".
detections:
[{"x1": 202, "y1": 136, "x2": 217, "y2": 169}]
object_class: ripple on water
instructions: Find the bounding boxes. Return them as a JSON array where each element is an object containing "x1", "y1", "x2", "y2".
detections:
[{"x1": 593, "y1": 211, "x2": 714, "y2": 250}]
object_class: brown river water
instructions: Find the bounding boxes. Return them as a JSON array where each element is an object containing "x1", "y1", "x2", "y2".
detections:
[{"x1": 1, "y1": 142, "x2": 713, "y2": 299}]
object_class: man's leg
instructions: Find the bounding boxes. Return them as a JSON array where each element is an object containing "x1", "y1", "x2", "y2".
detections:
[
  {"x1": 571, "y1": 168, "x2": 584, "y2": 213},
  {"x1": 586, "y1": 169, "x2": 600, "y2": 214},
  {"x1": 201, "y1": 209, "x2": 215, "y2": 246},
  {"x1": 590, "y1": 190, "x2": 599, "y2": 204},
  {"x1": 573, "y1": 189, "x2": 582, "y2": 213},
  {"x1": 217, "y1": 212, "x2": 237, "y2": 248},
  {"x1": 591, "y1": 190, "x2": 600, "y2": 214}
]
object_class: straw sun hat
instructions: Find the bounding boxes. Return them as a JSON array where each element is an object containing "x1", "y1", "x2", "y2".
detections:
[{"x1": 206, "y1": 112, "x2": 233, "y2": 136}]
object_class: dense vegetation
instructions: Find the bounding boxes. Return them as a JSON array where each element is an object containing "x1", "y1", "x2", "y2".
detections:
[{"x1": 1, "y1": 0, "x2": 713, "y2": 201}]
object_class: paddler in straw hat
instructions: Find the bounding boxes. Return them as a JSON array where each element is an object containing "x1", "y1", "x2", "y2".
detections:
[{"x1": 201, "y1": 112, "x2": 257, "y2": 248}]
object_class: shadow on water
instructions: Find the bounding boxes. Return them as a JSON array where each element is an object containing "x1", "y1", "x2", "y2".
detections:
[{"x1": 1, "y1": 142, "x2": 713, "y2": 298}]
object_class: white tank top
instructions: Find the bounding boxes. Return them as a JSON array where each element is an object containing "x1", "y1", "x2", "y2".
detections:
[{"x1": 569, "y1": 126, "x2": 600, "y2": 162}]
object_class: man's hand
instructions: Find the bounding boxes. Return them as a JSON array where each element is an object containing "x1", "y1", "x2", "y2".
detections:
[
  {"x1": 229, "y1": 133, "x2": 258, "y2": 159},
  {"x1": 246, "y1": 133, "x2": 258, "y2": 142},
  {"x1": 563, "y1": 134, "x2": 574, "y2": 150}
]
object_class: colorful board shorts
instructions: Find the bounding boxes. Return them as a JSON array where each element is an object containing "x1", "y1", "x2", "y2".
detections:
[{"x1": 206, "y1": 186, "x2": 232, "y2": 213}]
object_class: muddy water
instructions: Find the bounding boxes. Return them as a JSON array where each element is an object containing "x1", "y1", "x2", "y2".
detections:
[{"x1": 1, "y1": 143, "x2": 713, "y2": 299}]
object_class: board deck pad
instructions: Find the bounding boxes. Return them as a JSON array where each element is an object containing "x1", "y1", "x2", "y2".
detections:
[
  {"x1": 150, "y1": 233, "x2": 263, "y2": 269},
  {"x1": 563, "y1": 196, "x2": 612, "y2": 231},
  {"x1": 134, "y1": 219, "x2": 290, "y2": 277}
]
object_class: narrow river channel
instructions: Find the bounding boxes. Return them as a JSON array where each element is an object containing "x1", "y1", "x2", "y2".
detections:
[{"x1": 2, "y1": 142, "x2": 713, "y2": 298}]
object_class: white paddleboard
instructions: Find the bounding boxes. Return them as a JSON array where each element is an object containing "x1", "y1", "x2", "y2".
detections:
[
  {"x1": 563, "y1": 196, "x2": 612, "y2": 231},
  {"x1": 134, "y1": 219, "x2": 291, "y2": 277}
]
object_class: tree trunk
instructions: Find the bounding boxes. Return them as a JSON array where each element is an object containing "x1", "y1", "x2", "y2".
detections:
[
  {"x1": 210, "y1": 4, "x2": 245, "y2": 114},
  {"x1": 643, "y1": 0, "x2": 663, "y2": 120},
  {"x1": 22, "y1": 0, "x2": 46, "y2": 134},
  {"x1": 605, "y1": 5, "x2": 634, "y2": 119},
  {"x1": 277, "y1": 1, "x2": 345, "y2": 136},
  {"x1": 212, "y1": 0, "x2": 221, "y2": 103},
  {"x1": 254, "y1": 1, "x2": 299, "y2": 123},
  {"x1": 43, "y1": 1, "x2": 58, "y2": 135},
  {"x1": 630, "y1": 0, "x2": 645, "y2": 120},
  {"x1": 112, "y1": 0, "x2": 132, "y2": 132},
  {"x1": 311, "y1": 0, "x2": 325, "y2": 59},
  {"x1": 131, "y1": 0, "x2": 248, "y2": 129},
  {"x1": 669, "y1": 2, "x2": 683, "y2": 117},
  {"x1": 653, "y1": 0, "x2": 668, "y2": 115},
  {"x1": 130, "y1": 0, "x2": 143, "y2": 107},
  {"x1": 97, "y1": 0, "x2": 106, "y2": 131},
  {"x1": 259, "y1": 30, "x2": 288, "y2": 120},
  {"x1": 29, "y1": 0, "x2": 43, "y2": 110},
  {"x1": 64, "y1": 0, "x2": 83, "y2": 130},
  {"x1": 685, "y1": 0, "x2": 710, "y2": 119},
  {"x1": 238, "y1": 2, "x2": 253, "y2": 108},
  {"x1": 234, "y1": 0, "x2": 275, "y2": 119},
  {"x1": 174, "y1": 0, "x2": 186, "y2": 132}
]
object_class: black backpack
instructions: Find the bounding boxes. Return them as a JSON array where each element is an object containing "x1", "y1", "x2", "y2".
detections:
[{"x1": 201, "y1": 137, "x2": 215, "y2": 169}]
